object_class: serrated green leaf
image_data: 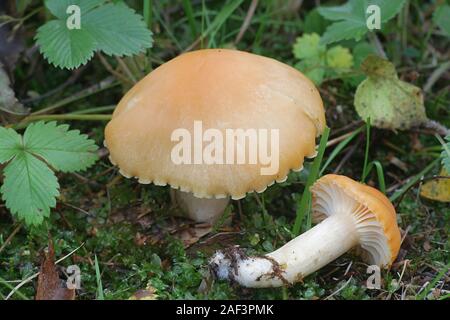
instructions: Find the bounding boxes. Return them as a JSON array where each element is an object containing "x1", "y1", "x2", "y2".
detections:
[
  {"x1": 354, "y1": 55, "x2": 427, "y2": 130},
  {"x1": 303, "y1": 8, "x2": 329, "y2": 34},
  {"x1": 45, "y1": 0, "x2": 105, "y2": 19},
  {"x1": 441, "y1": 135, "x2": 450, "y2": 173},
  {"x1": 295, "y1": 58, "x2": 325, "y2": 85},
  {"x1": 292, "y1": 33, "x2": 325, "y2": 59},
  {"x1": 1, "y1": 151, "x2": 59, "y2": 226},
  {"x1": 433, "y1": 5, "x2": 450, "y2": 37},
  {"x1": 35, "y1": 20, "x2": 96, "y2": 69},
  {"x1": 318, "y1": 0, "x2": 407, "y2": 45},
  {"x1": 37, "y1": 1, "x2": 152, "y2": 69},
  {"x1": 84, "y1": 3, "x2": 153, "y2": 57},
  {"x1": 0, "y1": 126, "x2": 22, "y2": 163},
  {"x1": 23, "y1": 121, "x2": 98, "y2": 172},
  {"x1": 326, "y1": 45, "x2": 353, "y2": 71},
  {"x1": 353, "y1": 42, "x2": 376, "y2": 67},
  {"x1": 0, "y1": 122, "x2": 98, "y2": 226},
  {"x1": 320, "y1": 20, "x2": 368, "y2": 44}
]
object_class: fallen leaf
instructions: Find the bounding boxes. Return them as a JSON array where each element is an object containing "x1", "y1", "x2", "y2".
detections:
[
  {"x1": 129, "y1": 285, "x2": 158, "y2": 300},
  {"x1": 423, "y1": 241, "x2": 432, "y2": 252},
  {"x1": 354, "y1": 55, "x2": 427, "y2": 130},
  {"x1": 420, "y1": 169, "x2": 450, "y2": 203},
  {"x1": 0, "y1": 63, "x2": 29, "y2": 121},
  {"x1": 35, "y1": 240, "x2": 75, "y2": 300}
]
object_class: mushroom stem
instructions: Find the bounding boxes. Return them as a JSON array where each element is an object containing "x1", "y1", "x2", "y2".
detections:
[
  {"x1": 174, "y1": 190, "x2": 230, "y2": 223},
  {"x1": 210, "y1": 213, "x2": 358, "y2": 288}
]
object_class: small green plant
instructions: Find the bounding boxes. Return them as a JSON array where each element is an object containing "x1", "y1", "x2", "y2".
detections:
[
  {"x1": 35, "y1": 0, "x2": 153, "y2": 69},
  {"x1": 437, "y1": 135, "x2": 450, "y2": 173},
  {"x1": 292, "y1": 33, "x2": 353, "y2": 85},
  {"x1": 0, "y1": 121, "x2": 98, "y2": 226},
  {"x1": 317, "y1": 0, "x2": 407, "y2": 45}
]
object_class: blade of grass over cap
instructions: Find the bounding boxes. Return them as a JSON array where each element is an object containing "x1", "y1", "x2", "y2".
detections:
[{"x1": 292, "y1": 126, "x2": 330, "y2": 235}]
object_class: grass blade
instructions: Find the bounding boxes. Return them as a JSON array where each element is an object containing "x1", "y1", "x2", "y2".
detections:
[
  {"x1": 361, "y1": 118, "x2": 371, "y2": 182},
  {"x1": 94, "y1": 254, "x2": 104, "y2": 300},
  {"x1": 320, "y1": 126, "x2": 363, "y2": 176},
  {"x1": 417, "y1": 262, "x2": 450, "y2": 300},
  {"x1": 389, "y1": 158, "x2": 440, "y2": 202},
  {"x1": 143, "y1": 0, "x2": 152, "y2": 29},
  {"x1": 293, "y1": 126, "x2": 330, "y2": 235},
  {"x1": 182, "y1": 0, "x2": 198, "y2": 38}
]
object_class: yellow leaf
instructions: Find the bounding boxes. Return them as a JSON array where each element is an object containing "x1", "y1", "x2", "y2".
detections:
[{"x1": 420, "y1": 169, "x2": 450, "y2": 202}]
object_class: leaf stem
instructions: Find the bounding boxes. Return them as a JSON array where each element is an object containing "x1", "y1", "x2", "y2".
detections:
[{"x1": 16, "y1": 114, "x2": 112, "y2": 129}]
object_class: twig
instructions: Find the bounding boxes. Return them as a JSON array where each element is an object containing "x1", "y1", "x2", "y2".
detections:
[
  {"x1": 333, "y1": 136, "x2": 363, "y2": 173},
  {"x1": 423, "y1": 120, "x2": 450, "y2": 136},
  {"x1": 116, "y1": 57, "x2": 137, "y2": 84},
  {"x1": 0, "y1": 223, "x2": 22, "y2": 255},
  {"x1": 424, "y1": 61, "x2": 450, "y2": 92},
  {"x1": 234, "y1": 0, "x2": 259, "y2": 44},
  {"x1": 393, "y1": 174, "x2": 448, "y2": 209},
  {"x1": 31, "y1": 77, "x2": 117, "y2": 116},
  {"x1": 97, "y1": 53, "x2": 134, "y2": 85},
  {"x1": 326, "y1": 130, "x2": 357, "y2": 148},
  {"x1": 17, "y1": 114, "x2": 112, "y2": 127},
  {"x1": 368, "y1": 32, "x2": 387, "y2": 59},
  {"x1": 324, "y1": 276, "x2": 353, "y2": 300},
  {"x1": 22, "y1": 66, "x2": 87, "y2": 104}
]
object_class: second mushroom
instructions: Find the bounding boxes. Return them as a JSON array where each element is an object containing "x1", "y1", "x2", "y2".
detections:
[{"x1": 209, "y1": 174, "x2": 401, "y2": 288}]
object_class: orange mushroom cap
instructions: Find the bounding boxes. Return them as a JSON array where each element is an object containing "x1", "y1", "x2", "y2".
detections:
[
  {"x1": 105, "y1": 49, "x2": 326, "y2": 199},
  {"x1": 311, "y1": 174, "x2": 401, "y2": 266}
]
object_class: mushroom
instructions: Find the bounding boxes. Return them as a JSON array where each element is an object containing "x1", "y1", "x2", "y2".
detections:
[
  {"x1": 209, "y1": 174, "x2": 401, "y2": 288},
  {"x1": 104, "y1": 49, "x2": 325, "y2": 223}
]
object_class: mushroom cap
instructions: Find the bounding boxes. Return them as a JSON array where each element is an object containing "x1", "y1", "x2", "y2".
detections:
[
  {"x1": 311, "y1": 174, "x2": 401, "y2": 267},
  {"x1": 105, "y1": 49, "x2": 325, "y2": 199}
]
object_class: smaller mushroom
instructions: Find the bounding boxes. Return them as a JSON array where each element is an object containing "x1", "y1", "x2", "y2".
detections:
[{"x1": 209, "y1": 174, "x2": 401, "y2": 288}]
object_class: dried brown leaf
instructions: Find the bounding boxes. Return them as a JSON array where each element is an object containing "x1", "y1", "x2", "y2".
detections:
[{"x1": 35, "y1": 240, "x2": 75, "y2": 300}]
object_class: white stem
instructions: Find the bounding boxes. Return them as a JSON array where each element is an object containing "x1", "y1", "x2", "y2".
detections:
[
  {"x1": 174, "y1": 190, "x2": 230, "y2": 223},
  {"x1": 210, "y1": 213, "x2": 359, "y2": 288}
]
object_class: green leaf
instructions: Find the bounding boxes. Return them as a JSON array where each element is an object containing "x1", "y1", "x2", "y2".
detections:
[
  {"x1": 36, "y1": 1, "x2": 153, "y2": 69},
  {"x1": 326, "y1": 45, "x2": 353, "y2": 71},
  {"x1": 292, "y1": 33, "x2": 325, "y2": 59},
  {"x1": 303, "y1": 8, "x2": 329, "y2": 35},
  {"x1": 433, "y1": 4, "x2": 450, "y2": 37},
  {"x1": 0, "y1": 127, "x2": 22, "y2": 163},
  {"x1": 84, "y1": 3, "x2": 153, "y2": 57},
  {"x1": 318, "y1": 0, "x2": 407, "y2": 45},
  {"x1": 35, "y1": 20, "x2": 96, "y2": 70},
  {"x1": 23, "y1": 121, "x2": 98, "y2": 172},
  {"x1": 320, "y1": 20, "x2": 368, "y2": 44},
  {"x1": 1, "y1": 152, "x2": 59, "y2": 226},
  {"x1": 441, "y1": 135, "x2": 450, "y2": 173},
  {"x1": 0, "y1": 121, "x2": 98, "y2": 226},
  {"x1": 354, "y1": 55, "x2": 427, "y2": 130},
  {"x1": 45, "y1": 0, "x2": 105, "y2": 19},
  {"x1": 295, "y1": 58, "x2": 325, "y2": 85},
  {"x1": 353, "y1": 42, "x2": 376, "y2": 67}
]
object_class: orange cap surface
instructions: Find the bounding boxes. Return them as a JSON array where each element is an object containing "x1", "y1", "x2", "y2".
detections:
[{"x1": 105, "y1": 49, "x2": 325, "y2": 199}]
